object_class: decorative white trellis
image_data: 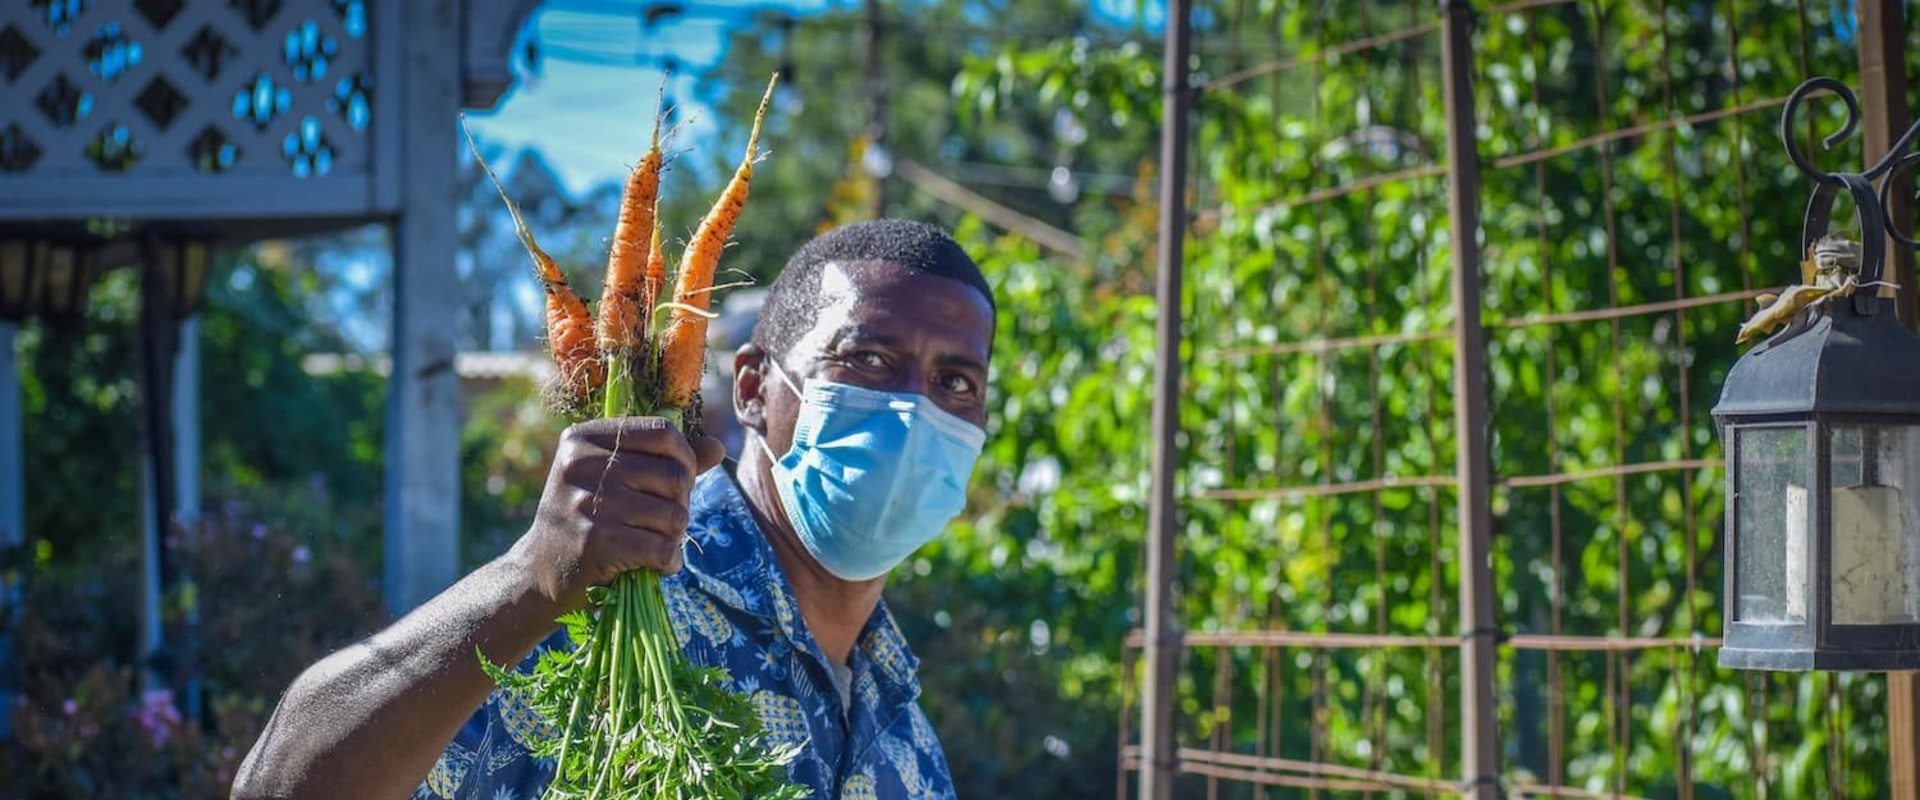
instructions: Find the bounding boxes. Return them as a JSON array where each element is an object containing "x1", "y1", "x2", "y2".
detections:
[
  {"x1": 0, "y1": 0, "x2": 543, "y2": 624},
  {"x1": 0, "y1": 0, "x2": 406, "y2": 225}
]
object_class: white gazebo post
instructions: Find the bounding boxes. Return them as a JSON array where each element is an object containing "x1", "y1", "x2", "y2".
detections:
[
  {"x1": 171, "y1": 312, "x2": 199, "y2": 711},
  {"x1": 383, "y1": 0, "x2": 465, "y2": 615},
  {"x1": 173, "y1": 316, "x2": 198, "y2": 526},
  {"x1": 380, "y1": 0, "x2": 538, "y2": 614}
]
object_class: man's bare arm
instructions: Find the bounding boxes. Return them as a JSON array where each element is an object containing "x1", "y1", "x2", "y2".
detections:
[
  {"x1": 230, "y1": 549, "x2": 561, "y2": 799},
  {"x1": 231, "y1": 419, "x2": 723, "y2": 799}
]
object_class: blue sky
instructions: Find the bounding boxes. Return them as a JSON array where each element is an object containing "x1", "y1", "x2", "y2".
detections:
[
  {"x1": 461, "y1": 0, "x2": 1163, "y2": 197},
  {"x1": 463, "y1": 0, "x2": 841, "y2": 196}
]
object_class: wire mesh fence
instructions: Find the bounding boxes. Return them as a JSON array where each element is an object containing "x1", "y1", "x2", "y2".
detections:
[{"x1": 1125, "y1": 1, "x2": 1903, "y2": 797}]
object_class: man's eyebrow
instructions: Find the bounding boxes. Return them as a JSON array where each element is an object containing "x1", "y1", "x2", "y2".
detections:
[
  {"x1": 935, "y1": 352, "x2": 989, "y2": 374},
  {"x1": 825, "y1": 324, "x2": 988, "y2": 371},
  {"x1": 824, "y1": 325, "x2": 903, "y2": 349}
]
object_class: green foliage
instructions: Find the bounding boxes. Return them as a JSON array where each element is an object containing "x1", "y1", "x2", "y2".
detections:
[
  {"x1": 198, "y1": 249, "x2": 389, "y2": 562},
  {"x1": 8, "y1": 236, "x2": 399, "y2": 795},
  {"x1": 947, "y1": 0, "x2": 1897, "y2": 796},
  {"x1": 15, "y1": 271, "x2": 144, "y2": 568},
  {"x1": 461, "y1": 376, "x2": 568, "y2": 567},
  {"x1": 16, "y1": 240, "x2": 390, "y2": 566},
  {"x1": 6, "y1": 1, "x2": 1903, "y2": 797},
  {"x1": 481, "y1": 575, "x2": 806, "y2": 800},
  {"x1": 685, "y1": 0, "x2": 1154, "y2": 285},
  {"x1": 2, "y1": 504, "x2": 386, "y2": 798}
]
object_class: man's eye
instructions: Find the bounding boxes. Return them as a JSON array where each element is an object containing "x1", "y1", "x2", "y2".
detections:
[
  {"x1": 849, "y1": 351, "x2": 887, "y2": 368},
  {"x1": 941, "y1": 373, "x2": 978, "y2": 395}
]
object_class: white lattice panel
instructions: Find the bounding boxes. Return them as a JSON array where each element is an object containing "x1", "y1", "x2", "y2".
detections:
[{"x1": 0, "y1": 0, "x2": 402, "y2": 228}]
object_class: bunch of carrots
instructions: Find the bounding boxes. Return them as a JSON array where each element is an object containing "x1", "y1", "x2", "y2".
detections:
[{"x1": 467, "y1": 75, "x2": 807, "y2": 799}]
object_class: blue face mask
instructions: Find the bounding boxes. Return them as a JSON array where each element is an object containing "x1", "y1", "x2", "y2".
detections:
[{"x1": 760, "y1": 360, "x2": 987, "y2": 581}]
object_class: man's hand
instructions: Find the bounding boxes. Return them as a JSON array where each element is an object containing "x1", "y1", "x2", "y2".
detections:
[{"x1": 519, "y1": 416, "x2": 728, "y2": 611}]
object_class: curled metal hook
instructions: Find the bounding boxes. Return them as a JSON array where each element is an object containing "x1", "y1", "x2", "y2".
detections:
[
  {"x1": 1778, "y1": 77, "x2": 1920, "y2": 318},
  {"x1": 1781, "y1": 77, "x2": 1861, "y2": 187},
  {"x1": 1798, "y1": 173, "x2": 1886, "y2": 280},
  {"x1": 1843, "y1": 173, "x2": 1889, "y2": 291},
  {"x1": 1879, "y1": 149, "x2": 1920, "y2": 247}
]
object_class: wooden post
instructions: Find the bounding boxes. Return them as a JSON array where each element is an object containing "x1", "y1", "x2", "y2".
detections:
[
  {"x1": 1140, "y1": 1, "x2": 1192, "y2": 797},
  {"x1": 1440, "y1": 2, "x2": 1501, "y2": 798},
  {"x1": 384, "y1": 0, "x2": 464, "y2": 615},
  {"x1": 1856, "y1": 0, "x2": 1916, "y2": 329},
  {"x1": 1855, "y1": 1, "x2": 1919, "y2": 795},
  {"x1": 1897, "y1": 678, "x2": 1920, "y2": 800}
]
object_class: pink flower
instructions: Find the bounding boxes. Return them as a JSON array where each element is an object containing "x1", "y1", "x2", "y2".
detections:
[
  {"x1": 61, "y1": 698, "x2": 77, "y2": 715},
  {"x1": 133, "y1": 688, "x2": 181, "y2": 747}
]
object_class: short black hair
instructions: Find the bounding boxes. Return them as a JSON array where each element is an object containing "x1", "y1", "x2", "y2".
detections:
[{"x1": 751, "y1": 219, "x2": 996, "y2": 361}]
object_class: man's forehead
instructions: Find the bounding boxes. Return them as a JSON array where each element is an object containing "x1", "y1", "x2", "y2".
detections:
[
  {"x1": 817, "y1": 261, "x2": 859, "y2": 298},
  {"x1": 803, "y1": 262, "x2": 864, "y2": 338},
  {"x1": 794, "y1": 260, "x2": 993, "y2": 355}
]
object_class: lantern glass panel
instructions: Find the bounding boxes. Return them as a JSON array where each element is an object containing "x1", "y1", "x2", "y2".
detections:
[
  {"x1": 1827, "y1": 424, "x2": 1920, "y2": 624},
  {"x1": 1735, "y1": 425, "x2": 1811, "y2": 623}
]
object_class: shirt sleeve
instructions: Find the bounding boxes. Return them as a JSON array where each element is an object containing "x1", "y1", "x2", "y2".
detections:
[
  {"x1": 411, "y1": 703, "x2": 492, "y2": 800},
  {"x1": 411, "y1": 630, "x2": 570, "y2": 800}
]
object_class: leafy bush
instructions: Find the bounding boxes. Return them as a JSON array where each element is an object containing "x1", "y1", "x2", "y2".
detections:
[{"x1": 1, "y1": 503, "x2": 386, "y2": 798}]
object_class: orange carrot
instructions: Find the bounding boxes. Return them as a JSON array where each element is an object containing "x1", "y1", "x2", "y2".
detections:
[
  {"x1": 640, "y1": 219, "x2": 667, "y2": 356},
  {"x1": 657, "y1": 74, "x2": 777, "y2": 408},
  {"x1": 462, "y1": 120, "x2": 605, "y2": 400},
  {"x1": 598, "y1": 92, "x2": 668, "y2": 357},
  {"x1": 544, "y1": 272, "x2": 604, "y2": 396}
]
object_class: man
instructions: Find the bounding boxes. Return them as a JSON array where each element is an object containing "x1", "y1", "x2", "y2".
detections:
[{"x1": 233, "y1": 219, "x2": 996, "y2": 799}]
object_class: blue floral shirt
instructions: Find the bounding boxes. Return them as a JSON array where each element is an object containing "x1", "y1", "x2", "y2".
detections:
[{"x1": 413, "y1": 469, "x2": 957, "y2": 799}]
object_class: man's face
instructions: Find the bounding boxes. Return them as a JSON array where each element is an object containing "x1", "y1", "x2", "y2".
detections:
[{"x1": 752, "y1": 259, "x2": 994, "y2": 460}]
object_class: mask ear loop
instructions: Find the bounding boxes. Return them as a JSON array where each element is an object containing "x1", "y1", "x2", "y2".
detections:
[
  {"x1": 758, "y1": 358, "x2": 805, "y2": 464},
  {"x1": 766, "y1": 357, "x2": 804, "y2": 398}
]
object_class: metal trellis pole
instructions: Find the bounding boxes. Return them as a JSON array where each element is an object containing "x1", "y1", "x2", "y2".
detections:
[
  {"x1": 1439, "y1": 1, "x2": 1501, "y2": 798},
  {"x1": 1140, "y1": 0, "x2": 1193, "y2": 798}
]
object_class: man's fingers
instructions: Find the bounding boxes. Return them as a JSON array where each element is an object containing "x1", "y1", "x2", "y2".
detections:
[
  {"x1": 606, "y1": 492, "x2": 692, "y2": 537},
  {"x1": 690, "y1": 435, "x2": 726, "y2": 474},
  {"x1": 562, "y1": 453, "x2": 693, "y2": 501},
  {"x1": 596, "y1": 523, "x2": 687, "y2": 575},
  {"x1": 566, "y1": 417, "x2": 700, "y2": 474}
]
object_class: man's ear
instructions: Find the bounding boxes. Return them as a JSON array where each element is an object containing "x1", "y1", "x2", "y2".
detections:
[{"x1": 733, "y1": 342, "x2": 768, "y2": 431}]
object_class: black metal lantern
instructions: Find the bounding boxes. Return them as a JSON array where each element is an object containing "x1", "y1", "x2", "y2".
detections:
[
  {"x1": 1715, "y1": 78, "x2": 1920, "y2": 671},
  {"x1": 0, "y1": 237, "x2": 98, "y2": 321}
]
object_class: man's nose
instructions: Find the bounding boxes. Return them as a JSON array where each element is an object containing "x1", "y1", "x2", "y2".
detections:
[{"x1": 889, "y1": 362, "x2": 929, "y2": 396}]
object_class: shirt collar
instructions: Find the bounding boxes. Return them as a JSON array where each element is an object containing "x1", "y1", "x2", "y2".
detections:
[{"x1": 683, "y1": 467, "x2": 923, "y2": 690}]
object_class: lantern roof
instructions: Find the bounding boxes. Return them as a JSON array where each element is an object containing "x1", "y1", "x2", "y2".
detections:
[{"x1": 1714, "y1": 294, "x2": 1920, "y2": 418}]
